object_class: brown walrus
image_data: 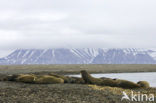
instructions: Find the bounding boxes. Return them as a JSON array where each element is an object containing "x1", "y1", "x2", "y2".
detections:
[{"x1": 80, "y1": 70, "x2": 145, "y2": 89}]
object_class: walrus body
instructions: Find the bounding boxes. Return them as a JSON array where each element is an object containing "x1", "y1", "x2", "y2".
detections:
[
  {"x1": 81, "y1": 70, "x2": 141, "y2": 89},
  {"x1": 137, "y1": 81, "x2": 150, "y2": 88},
  {"x1": 0, "y1": 70, "x2": 150, "y2": 89}
]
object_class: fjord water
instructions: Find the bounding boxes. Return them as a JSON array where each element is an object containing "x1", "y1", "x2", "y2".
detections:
[{"x1": 69, "y1": 72, "x2": 156, "y2": 87}]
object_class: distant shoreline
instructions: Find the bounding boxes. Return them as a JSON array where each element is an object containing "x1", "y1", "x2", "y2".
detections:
[{"x1": 0, "y1": 64, "x2": 156, "y2": 75}]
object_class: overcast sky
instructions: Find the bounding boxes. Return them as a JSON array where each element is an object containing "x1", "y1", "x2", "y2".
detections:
[{"x1": 0, "y1": 0, "x2": 156, "y2": 57}]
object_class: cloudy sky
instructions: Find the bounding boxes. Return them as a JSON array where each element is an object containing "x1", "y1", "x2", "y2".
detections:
[{"x1": 0, "y1": 0, "x2": 156, "y2": 57}]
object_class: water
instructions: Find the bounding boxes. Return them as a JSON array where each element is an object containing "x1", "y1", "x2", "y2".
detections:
[{"x1": 69, "y1": 72, "x2": 156, "y2": 87}]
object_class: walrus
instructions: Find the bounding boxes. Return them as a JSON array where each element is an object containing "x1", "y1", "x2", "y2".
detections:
[{"x1": 80, "y1": 70, "x2": 144, "y2": 89}]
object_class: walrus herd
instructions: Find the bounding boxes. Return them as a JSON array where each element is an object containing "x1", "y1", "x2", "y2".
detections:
[
  {"x1": 0, "y1": 70, "x2": 150, "y2": 89},
  {"x1": 81, "y1": 70, "x2": 150, "y2": 89}
]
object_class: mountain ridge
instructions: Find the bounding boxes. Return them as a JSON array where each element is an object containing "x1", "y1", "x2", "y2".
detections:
[{"x1": 0, "y1": 48, "x2": 156, "y2": 64}]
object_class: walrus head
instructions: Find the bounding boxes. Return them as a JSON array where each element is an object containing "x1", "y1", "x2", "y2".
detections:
[{"x1": 80, "y1": 70, "x2": 93, "y2": 84}]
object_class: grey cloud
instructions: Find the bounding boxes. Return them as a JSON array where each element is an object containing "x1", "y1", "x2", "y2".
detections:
[{"x1": 0, "y1": 0, "x2": 156, "y2": 57}]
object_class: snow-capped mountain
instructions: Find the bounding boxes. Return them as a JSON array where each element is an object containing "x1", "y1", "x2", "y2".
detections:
[{"x1": 0, "y1": 48, "x2": 156, "y2": 64}]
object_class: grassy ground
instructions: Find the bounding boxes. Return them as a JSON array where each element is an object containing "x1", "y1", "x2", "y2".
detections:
[
  {"x1": 0, "y1": 81, "x2": 155, "y2": 103},
  {"x1": 0, "y1": 64, "x2": 156, "y2": 75}
]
